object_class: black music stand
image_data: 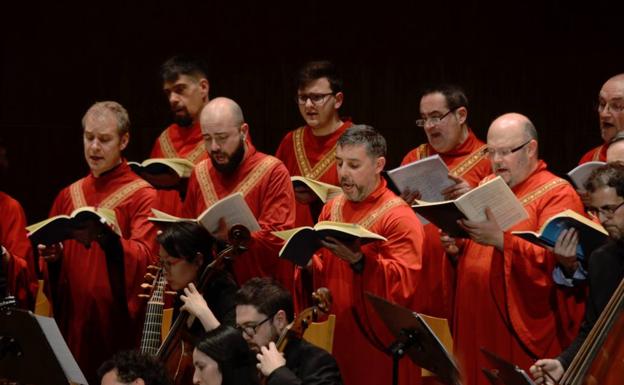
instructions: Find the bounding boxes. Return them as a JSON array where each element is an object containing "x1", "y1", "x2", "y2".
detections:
[
  {"x1": 0, "y1": 308, "x2": 87, "y2": 385},
  {"x1": 480, "y1": 348, "x2": 535, "y2": 385},
  {"x1": 366, "y1": 292, "x2": 461, "y2": 385}
]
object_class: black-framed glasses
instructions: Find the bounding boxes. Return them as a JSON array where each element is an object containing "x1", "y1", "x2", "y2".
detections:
[
  {"x1": 486, "y1": 139, "x2": 532, "y2": 158},
  {"x1": 588, "y1": 200, "x2": 624, "y2": 218},
  {"x1": 415, "y1": 107, "x2": 458, "y2": 127},
  {"x1": 296, "y1": 93, "x2": 334, "y2": 105},
  {"x1": 235, "y1": 311, "x2": 277, "y2": 338}
]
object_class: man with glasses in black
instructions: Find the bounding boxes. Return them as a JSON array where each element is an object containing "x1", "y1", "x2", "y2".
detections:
[
  {"x1": 530, "y1": 162, "x2": 624, "y2": 384},
  {"x1": 442, "y1": 113, "x2": 586, "y2": 385},
  {"x1": 400, "y1": 84, "x2": 491, "y2": 321},
  {"x1": 181, "y1": 276, "x2": 343, "y2": 385}
]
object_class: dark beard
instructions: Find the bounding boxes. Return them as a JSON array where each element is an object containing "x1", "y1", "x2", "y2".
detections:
[
  {"x1": 211, "y1": 139, "x2": 245, "y2": 175},
  {"x1": 173, "y1": 115, "x2": 193, "y2": 128}
]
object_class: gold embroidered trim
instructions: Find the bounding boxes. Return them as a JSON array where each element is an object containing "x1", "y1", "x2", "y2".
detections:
[
  {"x1": 592, "y1": 147, "x2": 602, "y2": 161},
  {"x1": 196, "y1": 156, "x2": 280, "y2": 208},
  {"x1": 450, "y1": 145, "x2": 487, "y2": 177},
  {"x1": 186, "y1": 142, "x2": 206, "y2": 164},
  {"x1": 158, "y1": 130, "x2": 178, "y2": 158},
  {"x1": 70, "y1": 180, "x2": 87, "y2": 209},
  {"x1": 196, "y1": 159, "x2": 219, "y2": 207},
  {"x1": 69, "y1": 178, "x2": 150, "y2": 210},
  {"x1": 416, "y1": 144, "x2": 430, "y2": 159},
  {"x1": 329, "y1": 194, "x2": 406, "y2": 230},
  {"x1": 520, "y1": 178, "x2": 568, "y2": 206},
  {"x1": 99, "y1": 180, "x2": 151, "y2": 209},
  {"x1": 293, "y1": 127, "x2": 336, "y2": 180}
]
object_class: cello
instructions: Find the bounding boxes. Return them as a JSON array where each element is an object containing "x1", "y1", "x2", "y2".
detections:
[
  {"x1": 557, "y1": 275, "x2": 624, "y2": 385},
  {"x1": 157, "y1": 224, "x2": 251, "y2": 385}
]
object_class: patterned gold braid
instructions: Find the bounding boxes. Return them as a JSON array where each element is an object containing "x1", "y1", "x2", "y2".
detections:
[
  {"x1": 519, "y1": 178, "x2": 568, "y2": 206},
  {"x1": 292, "y1": 127, "x2": 337, "y2": 180},
  {"x1": 330, "y1": 194, "x2": 406, "y2": 230},
  {"x1": 196, "y1": 156, "x2": 280, "y2": 207},
  {"x1": 450, "y1": 145, "x2": 487, "y2": 177},
  {"x1": 158, "y1": 130, "x2": 178, "y2": 158},
  {"x1": 592, "y1": 147, "x2": 602, "y2": 161},
  {"x1": 185, "y1": 142, "x2": 206, "y2": 163},
  {"x1": 69, "y1": 179, "x2": 150, "y2": 210},
  {"x1": 416, "y1": 143, "x2": 430, "y2": 159},
  {"x1": 69, "y1": 180, "x2": 87, "y2": 208}
]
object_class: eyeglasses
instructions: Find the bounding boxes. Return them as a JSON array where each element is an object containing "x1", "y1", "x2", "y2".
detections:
[
  {"x1": 486, "y1": 139, "x2": 532, "y2": 158},
  {"x1": 235, "y1": 312, "x2": 277, "y2": 338},
  {"x1": 415, "y1": 108, "x2": 458, "y2": 127},
  {"x1": 296, "y1": 93, "x2": 334, "y2": 105},
  {"x1": 588, "y1": 200, "x2": 624, "y2": 218},
  {"x1": 159, "y1": 257, "x2": 183, "y2": 270},
  {"x1": 597, "y1": 101, "x2": 624, "y2": 114}
]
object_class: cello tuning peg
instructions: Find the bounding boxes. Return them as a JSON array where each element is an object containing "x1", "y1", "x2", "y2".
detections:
[
  {"x1": 164, "y1": 291, "x2": 177, "y2": 296},
  {"x1": 138, "y1": 294, "x2": 150, "y2": 298},
  {"x1": 143, "y1": 273, "x2": 156, "y2": 280},
  {"x1": 146, "y1": 264, "x2": 160, "y2": 270},
  {"x1": 141, "y1": 283, "x2": 154, "y2": 289}
]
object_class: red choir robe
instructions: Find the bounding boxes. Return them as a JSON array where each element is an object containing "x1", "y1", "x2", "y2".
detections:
[
  {"x1": 275, "y1": 120, "x2": 352, "y2": 227},
  {"x1": 0, "y1": 191, "x2": 38, "y2": 309},
  {"x1": 452, "y1": 161, "x2": 586, "y2": 385},
  {"x1": 150, "y1": 122, "x2": 207, "y2": 215},
  {"x1": 401, "y1": 130, "x2": 491, "y2": 320},
  {"x1": 44, "y1": 161, "x2": 158, "y2": 383},
  {"x1": 312, "y1": 179, "x2": 426, "y2": 385},
  {"x1": 578, "y1": 143, "x2": 607, "y2": 164},
  {"x1": 183, "y1": 143, "x2": 296, "y2": 290}
]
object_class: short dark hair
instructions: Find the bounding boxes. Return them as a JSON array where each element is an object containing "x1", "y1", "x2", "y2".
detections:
[
  {"x1": 585, "y1": 162, "x2": 624, "y2": 198},
  {"x1": 296, "y1": 60, "x2": 343, "y2": 94},
  {"x1": 421, "y1": 84, "x2": 469, "y2": 111},
  {"x1": 97, "y1": 350, "x2": 171, "y2": 385},
  {"x1": 160, "y1": 55, "x2": 209, "y2": 83},
  {"x1": 337, "y1": 124, "x2": 387, "y2": 158},
  {"x1": 234, "y1": 277, "x2": 294, "y2": 323},
  {"x1": 156, "y1": 222, "x2": 214, "y2": 264},
  {"x1": 195, "y1": 325, "x2": 258, "y2": 385}
]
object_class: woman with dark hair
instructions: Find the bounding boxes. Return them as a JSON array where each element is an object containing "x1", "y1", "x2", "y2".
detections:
[
  {"x1": 155, "y1": 221, "x2": 237, "y2": 330},
  {"x1": 193, "y1": 324, "x2": 259, "y2": 385}
]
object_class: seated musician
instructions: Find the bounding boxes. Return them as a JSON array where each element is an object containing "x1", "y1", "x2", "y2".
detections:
[
  {"x1": 156, "y1": 221, "x2": 237, "y2": 328},
  {"x1": 181, "y1": 277, "x2": 343, "y2": 385},
  {"x1": 192, "y1": 324, "x2": 258, "y2": 385},
  {"x1": 530, "y1": 162, "x2": 624, "y2": 384},
  {"x1": 98, "y1": 350, "x2": 171, "y2": 385}
]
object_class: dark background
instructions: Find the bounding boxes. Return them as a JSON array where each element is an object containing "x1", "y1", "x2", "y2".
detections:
[{"x1": 0, "y1": 1, "x2": 621, "y2": 221}]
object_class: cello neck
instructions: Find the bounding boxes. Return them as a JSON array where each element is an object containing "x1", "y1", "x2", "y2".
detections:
[{"x1": 140, "y1": 271, "x2": 167, "y2": 355}]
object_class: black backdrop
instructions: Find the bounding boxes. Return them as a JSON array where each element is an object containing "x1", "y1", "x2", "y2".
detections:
[{"x1": 0, "y1": 1, "x2": 621, "y2": 222}]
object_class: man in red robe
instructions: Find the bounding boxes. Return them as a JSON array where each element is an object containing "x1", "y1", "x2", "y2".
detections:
[
  {"x1": 150, "y1": 55, "x2": 210, "y2": 215},
  {"x1": 311, "y1": 125, "x2": 426, "y2": 385},
  {"x1": 38, "y1": 101, "x2": 158, "y2": 383},
  {"x1": 275, "y1": 60, "x2": 352, "y2": 227},
  {"x1": 445, "y1": 113, "x2": 586, "y2": 385},
  {"x1": 578, "y1": 73, "x2": 624, "y2": 164},
  {"x1": 0, "y1": 191, "x2": 37, "y2": 309},
  {"x1": 183, "y1": 97, "x2": 296, "y2": 290},
  {"x1": 402, "y1": 85, "x2": 491, "y2": 320}
]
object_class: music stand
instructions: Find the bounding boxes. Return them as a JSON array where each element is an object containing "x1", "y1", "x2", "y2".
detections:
[
  {"x1": 0, "y1": 308, "x2": 87, "y2": 385},
  {"x1": 480, "y1": 348, "x2": 535, "y2": 385},
  {"x1": 366, "y1": 292, "x2": 461, "y2": 385}
]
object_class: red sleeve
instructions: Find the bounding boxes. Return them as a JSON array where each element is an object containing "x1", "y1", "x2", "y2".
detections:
[
  {"x1": 233, "y1": 162, "x2": 296, "y2": 286},
  {"x1": 0, "y1": 195, "x2": 38, "y2": 309},
  {"x1": 274, "y1": 131, "x2": 293, "y2": 163},
  {"x1": 358, "y1": 206, "x2": 424, "y2": 307},
  {"x1": 116, "y1": 186, "x2": 159, "y2": 320},
  {"x1": 182, "y1": 167, "x2": 202, "y2": 218},
  {"x1": 503, "y1": 184, "x2": 586, "y2": 356}
]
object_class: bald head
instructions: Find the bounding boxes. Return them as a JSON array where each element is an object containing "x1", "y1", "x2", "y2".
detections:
[
  {"x1": 200, "y1": 97, "x2": 245, "y2": 128},
  {"x1": 487, "y1": 113, "x2": 539, "y2": 188},
  {"x1": 598, "y1": 73, "x2": 624, "y2": 142},
  {"x1": 199, "y1": 97, "x2": 249, "y2": 174}
]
